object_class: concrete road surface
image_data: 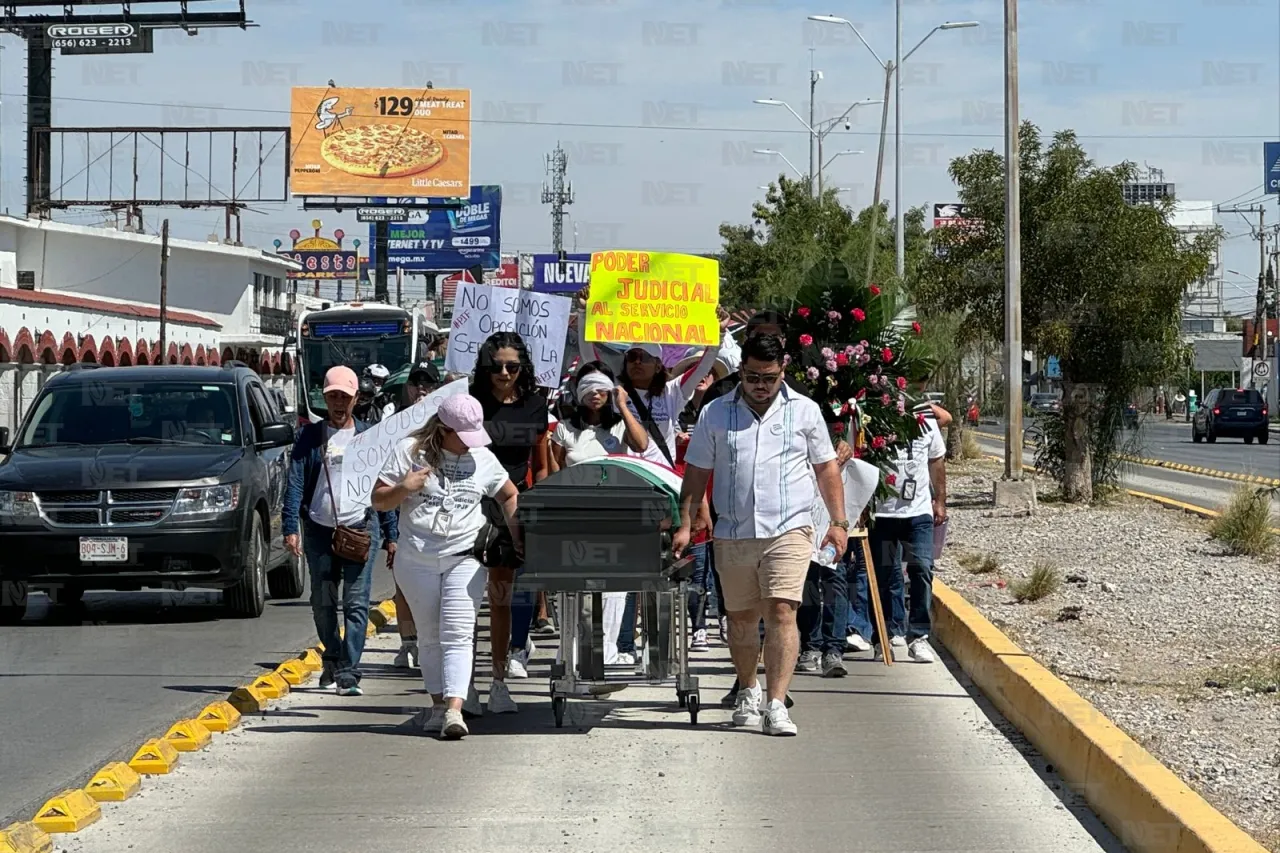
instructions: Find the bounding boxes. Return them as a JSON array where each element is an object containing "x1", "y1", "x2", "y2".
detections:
[
  {"x1": 0, "y1": 560, "x2": 394, "y2": 827},
  {"x1": 60, "y1": 630, "x2": 1124, "y2": 853}
]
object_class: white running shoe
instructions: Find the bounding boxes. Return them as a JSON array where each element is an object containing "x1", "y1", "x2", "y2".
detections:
[
  {"x1": 890, "y1": 635, "x2": 908, "y2": 649},
  {"x1": 487, "y1": 679, "x2": 519, "y2": 714},
  {"x1": 393, "y1": 639, "x2": 419, "y2": 670},
  {"x1": 908, "y1": 638, "x2": 936, "y2": 663},
  {"x1": 845, "y1": 632, "x2": 871, "y2": 653},
  {"x1": 441, "y1": 708, "x2": 468, "y2": 739},
  {"x1": 462, "y1": 684, "x2": 484, "y2": 718},
  {"x1": 608, "y1": 652, "x2": 636, "y2": 667},
  {"x1": 507, "y1": 647, "x2": 530, "y2": 679},
  {"x1": 691, "y1": 629, "x2": 709, "y2": 650},
  {"x1": 762, "y1": 699, "x2": 798, "y2": 736},
  {"x1": 421, "y1": 705, "x2": 446, "y2": 734},
  {"x1": 732, "y1": 683, "x2": 763, "y2": 727}
]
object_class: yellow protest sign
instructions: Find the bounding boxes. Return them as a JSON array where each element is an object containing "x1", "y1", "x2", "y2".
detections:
[{"x1": 585, "y1": 251, "x2": 720, "y2": 345}]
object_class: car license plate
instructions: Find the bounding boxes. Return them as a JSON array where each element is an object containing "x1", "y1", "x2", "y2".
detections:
[
  {"x1": 79, "y1": 537, "x2": 128, "y2": 562},
  {"x1": 1233, "y1": 409, "x2": 1249, "y2": 417}
]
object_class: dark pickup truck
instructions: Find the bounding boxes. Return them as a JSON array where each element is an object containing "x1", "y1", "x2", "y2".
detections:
[{"x1": 0, "y1": 363, "x2": 301, "y2": 623}]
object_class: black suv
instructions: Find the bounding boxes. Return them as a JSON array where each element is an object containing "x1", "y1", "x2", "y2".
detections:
[
  {"x1": 0, "y1": 363, "x2": 299, "y2": 623},
  {"x1": 1192, "y1": 388, "x2": 1270, "y2": 444}
]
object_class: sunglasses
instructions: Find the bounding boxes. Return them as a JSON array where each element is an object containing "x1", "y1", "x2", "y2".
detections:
[
  {"x1": 490, "y1": 361, "x2": 522, "y2": 375},
  {"x1": 741, "y1": 372, "x2": 783, "y2": 386},
  {"x1": 625, "y1": 350, "x2": 656, "y2": 364}
]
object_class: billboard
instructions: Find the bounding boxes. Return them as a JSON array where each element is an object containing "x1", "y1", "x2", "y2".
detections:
[
  {"x1": 485, "y1": 255, "x2": 519, "y2": 288},
  {"x1": 289, "y1": 87, "x2": 471, "y2": 198},
  {"x1": 374, "y1": 186, "x2": 501, "y2": 272},
  {"x1": 531, "y1": 252, "x2": 592, "y2": 293},
  {"x1": 1265, "y1": 142, "x2": 1280, "y2": 194},
  {"x1": 932, "y1": 203, "x2": 980, "y2": 257},
  {"x1": 277, "y1": 223, "x2": 359, "y2": 280}
]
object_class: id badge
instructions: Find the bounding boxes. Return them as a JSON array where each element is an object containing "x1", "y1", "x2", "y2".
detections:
[
  {"x1": 430, "y1": 511, "x2": 453, "y2": 537},
  {"x1": 900, "y1": 477, "x2": 918, "y2": 503}
]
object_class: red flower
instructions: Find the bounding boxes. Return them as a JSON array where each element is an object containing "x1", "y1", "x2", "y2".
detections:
[
  {"x1": 896, "y1": 376, "x2": 907, "y2": 390},
  {"x1": 917, "y1": 412, "x2": 928, "y2": 426},
  {"x1": 912, "y1": 321, "x2": 922, "y2": 336},
  {"x1": 831, "y1": 422, "x2": 846, "y2": 435},
  {"x1": 871, "y1": 435, "x2": 887, "y2": 450},
  {"x1": 855, "y1": 388, "x2": 867, "y2": 399},
  {"x1": 886, "y1": 473, "x2": 897, "y2": 486},
  {"x1": 797, "y1": 307, "x2": 811, "y2": 318},
  {"x1": 836, "y1": 353, "x2": 849, "y2": 366},
  {"x1": 850, "y1": 308, "x2": 866, "y2": 322},
  {"x1": 840, "y1": 403, "x2": 851, "y2": 415},
  {"x1": 869, "y1": 284, "x2": 882, "y2": 296},
  {"x1": 799, "y1": 333, "x2": 814, "y2": 346},
  {"x1": 881, "y1": 347, "x2": 894, "y2": 362}
]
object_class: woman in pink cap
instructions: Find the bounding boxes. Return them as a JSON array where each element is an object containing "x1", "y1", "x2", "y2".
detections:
[{"x1": 373, "y1": 393, "x2": 522, "y2": 740}]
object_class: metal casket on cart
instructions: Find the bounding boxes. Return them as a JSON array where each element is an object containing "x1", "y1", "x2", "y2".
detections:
[{"x1": 516, "y1": 459, "x2": 679, "y2": 593}]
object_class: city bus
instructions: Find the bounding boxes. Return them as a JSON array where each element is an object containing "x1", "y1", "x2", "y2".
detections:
[{"x1": 293, "y1": 302, "x2": 430, "y2": 423}]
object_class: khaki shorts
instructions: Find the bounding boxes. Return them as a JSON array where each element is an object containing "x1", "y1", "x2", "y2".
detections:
[{"x1": 713, "y1": 527, "x2": 813, "y2": 612}]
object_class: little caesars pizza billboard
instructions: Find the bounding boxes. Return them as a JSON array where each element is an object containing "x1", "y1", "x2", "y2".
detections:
[{"x1": 289, "y1": 87, "x2": 471, "y2": 198}]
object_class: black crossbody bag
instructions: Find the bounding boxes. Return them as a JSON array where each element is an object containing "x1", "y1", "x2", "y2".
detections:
[{"x1": 628, "y1": 388, "x2": 676, "y2": 468}]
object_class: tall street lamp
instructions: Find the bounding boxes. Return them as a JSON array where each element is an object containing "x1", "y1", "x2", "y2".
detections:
[
  {"x1": 754, "y1": 97, "x2": 881, "y2": 197},
  {"x1": 754, "y1": 148, "x2": 804, "y2": 179},
  {"x1": 808, "y1": 15, "x2": 977, "y2": 283}
]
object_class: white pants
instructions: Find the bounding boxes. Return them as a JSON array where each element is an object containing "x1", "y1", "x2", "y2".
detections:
[
  {"x1": 394, "y1": 553, "x2": 486, "y2": 700},
  {"x1": 601, "y1": 592, "x2": 626, "y2": 664}
]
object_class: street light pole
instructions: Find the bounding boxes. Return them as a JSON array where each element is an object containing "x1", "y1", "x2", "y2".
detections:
[
  {"x1": 865, "y1": 65, "x2": 894, "y2": 289},
  {"x1": 1003, "y1": 0, "x2": 1023, "y2": 482},
  {"x1": 894, "y1": 0, "x2": 904, "y2": 280},
  {"x1": 809, "y1": 66, "x2": 819, "y2": 194}
]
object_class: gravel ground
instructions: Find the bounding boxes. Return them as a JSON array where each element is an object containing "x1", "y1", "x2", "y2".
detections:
[{"x1": 936, "y1": 458, "x2": 1280, "y2": 851}]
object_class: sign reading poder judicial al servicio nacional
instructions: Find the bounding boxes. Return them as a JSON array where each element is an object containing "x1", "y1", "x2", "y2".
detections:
[{"x1": 584, "y1": 251, "x2": 719, "y2": 346}]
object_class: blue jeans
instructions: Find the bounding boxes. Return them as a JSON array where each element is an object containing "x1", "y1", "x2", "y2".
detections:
[
  {"x1": 845, "y1": 543, "x2": 873, "y2": 642},
  {"x1": 684, "y1": 541, "x2": 720, "y2": 631},
  {"x1": 510, "y1": 589, "x2": 535, "y2": 652},
  {"x1": 303, "y1": 517, "x2": 380, "y2": 687},
  {"x1": 868, "y1": 514, "x2": 935, "y2": 643},
  {"x1": 798, "y1": 556, "x2": 851, "y2": 657},
  {"x1": 618, "y1": 592, "x2": 636, "y2": 654}
]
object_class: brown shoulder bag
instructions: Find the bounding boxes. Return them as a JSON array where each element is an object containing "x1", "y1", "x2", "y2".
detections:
[{"x1": 322, "y1": 442, "x2": 371, "y2": 564}]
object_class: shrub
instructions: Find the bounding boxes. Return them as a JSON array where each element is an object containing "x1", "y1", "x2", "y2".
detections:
[
  {"x1": 1209, "y1": 485, "x2": 1278, "y2": 558},
  {"x1": 958, "y1": 551, "x2": 1000, "y2": 574},
  {"x1": 1011, "y1": 560, "x2": 1061, "y2": 602}
]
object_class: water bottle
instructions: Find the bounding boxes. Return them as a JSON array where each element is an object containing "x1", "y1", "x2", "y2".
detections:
[{"x1": 817, "y1": 543, "x2": 839, "y2": 566}]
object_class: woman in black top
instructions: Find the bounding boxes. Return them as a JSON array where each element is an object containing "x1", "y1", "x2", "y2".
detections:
[{"x1": 469, "y1": 332, "x2": 549, "y2": 714}]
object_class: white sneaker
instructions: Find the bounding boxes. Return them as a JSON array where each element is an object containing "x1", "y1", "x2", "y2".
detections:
[
  {"x1": 507, "y1": 647, "x2": 530, "y2": 679},
  {"x1": 845, "y1": 632, "x2": 871, "y2": 652},
  {"x1": 462, "y1": 684, "x2": 484, "y2": 718},
  {"x1": 393, "y1": 639, "x2": 419, "y2": 669},
  {"x1": 441, "y1": 708, "x2": 468, "y2": 739},
  {"x1": 890, "y1": 635, "x2": 907, "y2": 648},
  {"x1": 487, "y1": 679, "x2": 519, "y2": 714},
  {"x1": 762, "y1": 699, "x2": 798, "y2": 736},
  {"x1": 421, "y1": 705, "x2": 446, "y2": 734},
  {"x1": 691, "y1": 629, "x2": 709, "y2": 650},
  {"x1": 608, "y1": 652, "x2": 636, "y2": 667},
  {"x1": 908, "y1": 638, "x2": 936, "y2": 663},
  {"x1": 873, "y1": 644, "x2": 894, "y2": 662},
  {"x1": 731, "y1": 684, "x2": 763, "y2": 727}
]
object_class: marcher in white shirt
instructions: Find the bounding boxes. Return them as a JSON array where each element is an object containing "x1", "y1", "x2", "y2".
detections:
[
  {"x1": 674, "y1": 335, "x2": 849, "y2": 736},
  {"x1": 372, "y1": 394, "x2": 522, "y2": 740}
]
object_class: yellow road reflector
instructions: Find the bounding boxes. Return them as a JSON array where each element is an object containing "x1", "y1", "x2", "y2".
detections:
[
  {"x1": 0, "y1": 821, "x2": 53, "y2": 853},
  {"x1": 32, "y1": 790, "x2": 101, "y2": 833},
  {"x1": 275, "y1": 659, "x2": 310, "y2": 686},
  {"x1": 365, "y1": 620, "x2": 378, "y2": 637},
  {"x1": 297, "y1": 648, "x2": 323, "y2": 672},
  {"x1": 128, "y1": 739, "x2": 180, "y2": 775},
  {"x1": 197, "y1": 700, "x2": 241, "y2": 732},
  {"x1": 251, "y1": 671, "x2": 290, "y2": 699},
  {"x1": 316, "y1": 641, "x2": 325, "y2": 652},
  {"x1": 85, "y1": 763, "x2": 141, "y2": 802},
  {"x1": 369, "y1": 599, "x2": 396, "y2": 629},
  {"x1": 229, "y1": 684, "x2": 269, "y2": 714},
  {"x1": 164, "y1": 719, "x2": 213, "y2": 752}
]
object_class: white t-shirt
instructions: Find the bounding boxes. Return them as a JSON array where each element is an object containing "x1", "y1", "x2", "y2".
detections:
[
  {"x1": 624, "y1": 377, "x2": 690, "y2": 467},
  {"x1": 377, "y1": 437, "x2": 510, "y2": 566},
  {"x1": 874, "y1": 420, "x2": 946, "y2": 518},
  {"x1": 551, "y1": 419, "x2": 628, "y2": 467},
  {"x1": 308, "y1": 425, "x2": 368, "y2": 528}
]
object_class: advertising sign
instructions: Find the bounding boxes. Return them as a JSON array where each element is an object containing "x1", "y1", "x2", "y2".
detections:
[
  {"x1": 531, "y1": 252, "x2": 592, "y2": 293},
  {"x1": 1265, "y1": 142, "x2": 1280, "y2": 194},
  {"x1": 445, "y1": 284, "x2": 573, "y2": 388},
  {"x1": 584, "y1": 251, "x2": 720, "y2": 346},
  {"x1": 45, "y1": 22, "x2": 153, "y2": 54},
  {"x1": 932, "y1": 203, "x2": 980, "y2": 257},
  {"x1": 356, "y1": 206, "x2": 409, "y2": 223},
  {"x1": 440, "y1": 269, "x2": 477, "y2": 305},
  {"x1": 281, "y1": 250, "x2": 358, "y2": 280},
  {"x1": 374, "y1": 185, "x2": 501, "y2": 272},
  {"x1": 485, "y1": 255, "x2": 519, "y2": 288},
  {"x1": 289, "y1": 87, "x2": 471, "y2": 198}
]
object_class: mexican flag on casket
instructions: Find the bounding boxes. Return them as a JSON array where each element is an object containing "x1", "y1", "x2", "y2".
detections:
[{"x1": 587, "y1": 456, "x2": 683, "y2": 527}]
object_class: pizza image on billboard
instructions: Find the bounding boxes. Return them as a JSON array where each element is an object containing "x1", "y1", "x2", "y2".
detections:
[{"x1": 290, "y1": 87, "x2": 471, "y2": 197}]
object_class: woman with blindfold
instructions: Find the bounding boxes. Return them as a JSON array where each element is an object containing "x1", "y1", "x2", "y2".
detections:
[
  {"x1": 548, "y1": 361, "x2": 648, "y2": 470},
  {"x1": 468, "y1": 332, "x2": 549, "y2": 714}
]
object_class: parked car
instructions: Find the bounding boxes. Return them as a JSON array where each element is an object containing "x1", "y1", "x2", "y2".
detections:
[
  {"x1": 1192, "y1": 388, "x2": 1269, "y2": 444},
  {"x1": 1030, "y1": 392, "x2": 1062, "y2": 414},
  {"x1": 0, "y1": 363, "x2": 299, "y2": 624}
]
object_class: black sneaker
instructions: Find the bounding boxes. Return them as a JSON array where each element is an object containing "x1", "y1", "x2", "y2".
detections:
[
  {"x1": 318, "y1": 663, "x2": 336, "y2": 690},
  {"x1": 533, "y1": 617, "x2": 557, "y2": 635}
]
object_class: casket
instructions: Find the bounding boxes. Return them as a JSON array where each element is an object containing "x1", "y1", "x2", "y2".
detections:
[{"x1": 516, "y1": 459, "x2": 681, "y2": 593}]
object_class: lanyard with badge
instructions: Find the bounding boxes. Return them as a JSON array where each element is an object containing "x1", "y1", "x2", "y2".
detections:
[{"x1": 899, "y1": 442, "x2": 918, "y2": 503}]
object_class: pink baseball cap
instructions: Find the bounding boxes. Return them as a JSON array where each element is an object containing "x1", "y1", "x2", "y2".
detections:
[
  {"x1": 437, "y1": 394, "x2": 491, "y2": 448},
  {"x1": 323, "y1": 366, "x2": 359, "y2": 397}
]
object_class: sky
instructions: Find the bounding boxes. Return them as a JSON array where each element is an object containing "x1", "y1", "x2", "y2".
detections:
[{"x1": 0, "y1": 0, "x2": 1277, "y2": 312}]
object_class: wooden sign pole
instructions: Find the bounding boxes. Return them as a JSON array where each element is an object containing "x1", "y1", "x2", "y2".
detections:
[{"x1": 853, "y1": 528, "x2": 893, "y2": 667}]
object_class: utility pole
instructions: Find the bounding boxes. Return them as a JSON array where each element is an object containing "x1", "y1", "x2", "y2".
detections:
[
  {"x1": 541, "y1": 144, "x2": 574, "y2": 252},
  {"x1": 894, "y1": 0, "x2": 904, "y2": 280},
  {"x1": 808, "y1": 54, "x2": 818, "y2": 196},
  {"x1": 396, "y1": 266, "x2": 404, "y2": 307},
  {"x1": 1218, "y1": 203, "x2": 1267, "y2": 387},
  {"x1": 1002, "y1": 0, "x2": 1023, "y2": 483},
  {"x1": 158, "y1": 219, "x2": 170, "y2": 362},
  {"x1": 863, "y1": 64, "x2": 894, "y2": 289}
]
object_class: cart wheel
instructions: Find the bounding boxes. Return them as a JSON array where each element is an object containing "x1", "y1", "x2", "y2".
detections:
[
  {"x1": 688, "y1": 694, "x2": 700, "y2": 726},
  {"x1": 677, "y1": 691, "x2": 687, "y2": 709},
  {"x1": 553, "y1": 696, "x2": 566, "y2": 728}
]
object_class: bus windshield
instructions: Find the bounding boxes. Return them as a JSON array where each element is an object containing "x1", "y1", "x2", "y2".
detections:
[{"x1": 300, "y1": 335, "x2": 413, "y2": 415}]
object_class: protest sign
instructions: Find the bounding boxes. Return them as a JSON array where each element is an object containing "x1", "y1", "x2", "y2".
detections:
[
  {"x1": 338, "y1": 379, "x2": 469, "y2": 512},
  {"x1": 584, "y1": 251, "x2": 719, "y2": 346},
  {"x1": 808, "y1": 459, "x2": 883, "y2": 563},
  {"x1": 444, "y1": 283, "x2": 571, "y2": 388}
]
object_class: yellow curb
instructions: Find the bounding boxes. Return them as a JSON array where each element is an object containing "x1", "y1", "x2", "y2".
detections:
[
  {"x1": 250, "y1": 672, "x2": 290, "y2": 700},
  {"x1": 31, "y1": 790, "x2": 101, "y2": 834},
  {"x1": 368, "y1": 599, "x2": 396, "y2": 629},
  {"x1": 274, "y1": 659, "x2": 311, "y2": 686},
  {"x1": 127, "y1": 739, "x2": 180, "y2": 775},
  {"x1": 84, "y1": 762, "x2": 141, "y2": 803},
  {"x1": 163, "y1": 719, "x2": 213, "y2": 753},
  {"x1": 228, "y1": 684, "x2": 271, "y2": 715},
  {"x1": 196, "y1": 700, "x2": 241, "y2": 733},
  {"x1": 0, "y1": 822, "x2": 52, "y2": 853},
  {"x1": 1126, "y1": 490, "x2": 1280, "y2": 536},
  {"x1": 932, "y1": 580, "x2": 1268, "y2": 853},
  {"x1": 297, "y1": 648, "x2": 323, "y2": 673}
]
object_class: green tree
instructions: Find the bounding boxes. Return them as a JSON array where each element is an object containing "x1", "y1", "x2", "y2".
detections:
[{"x1": 916, "y1": 124, "x2": 1219, "y2": 502}]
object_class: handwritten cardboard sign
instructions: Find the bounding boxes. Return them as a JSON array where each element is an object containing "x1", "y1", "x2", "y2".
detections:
[
  {"x1": 444, "y1": 283, "x2": 571, "y2": 388},
  {"x1": 585, "y1": 250, "x2": 719, "y2": 346},
  {"x1": 338, "y1": 379, "x2": 469, "y2": 512}
]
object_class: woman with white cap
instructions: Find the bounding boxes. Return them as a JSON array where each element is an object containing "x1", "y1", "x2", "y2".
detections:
[{"x1": 373, "y1": 394, "x2": 523, "y2": 740}]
